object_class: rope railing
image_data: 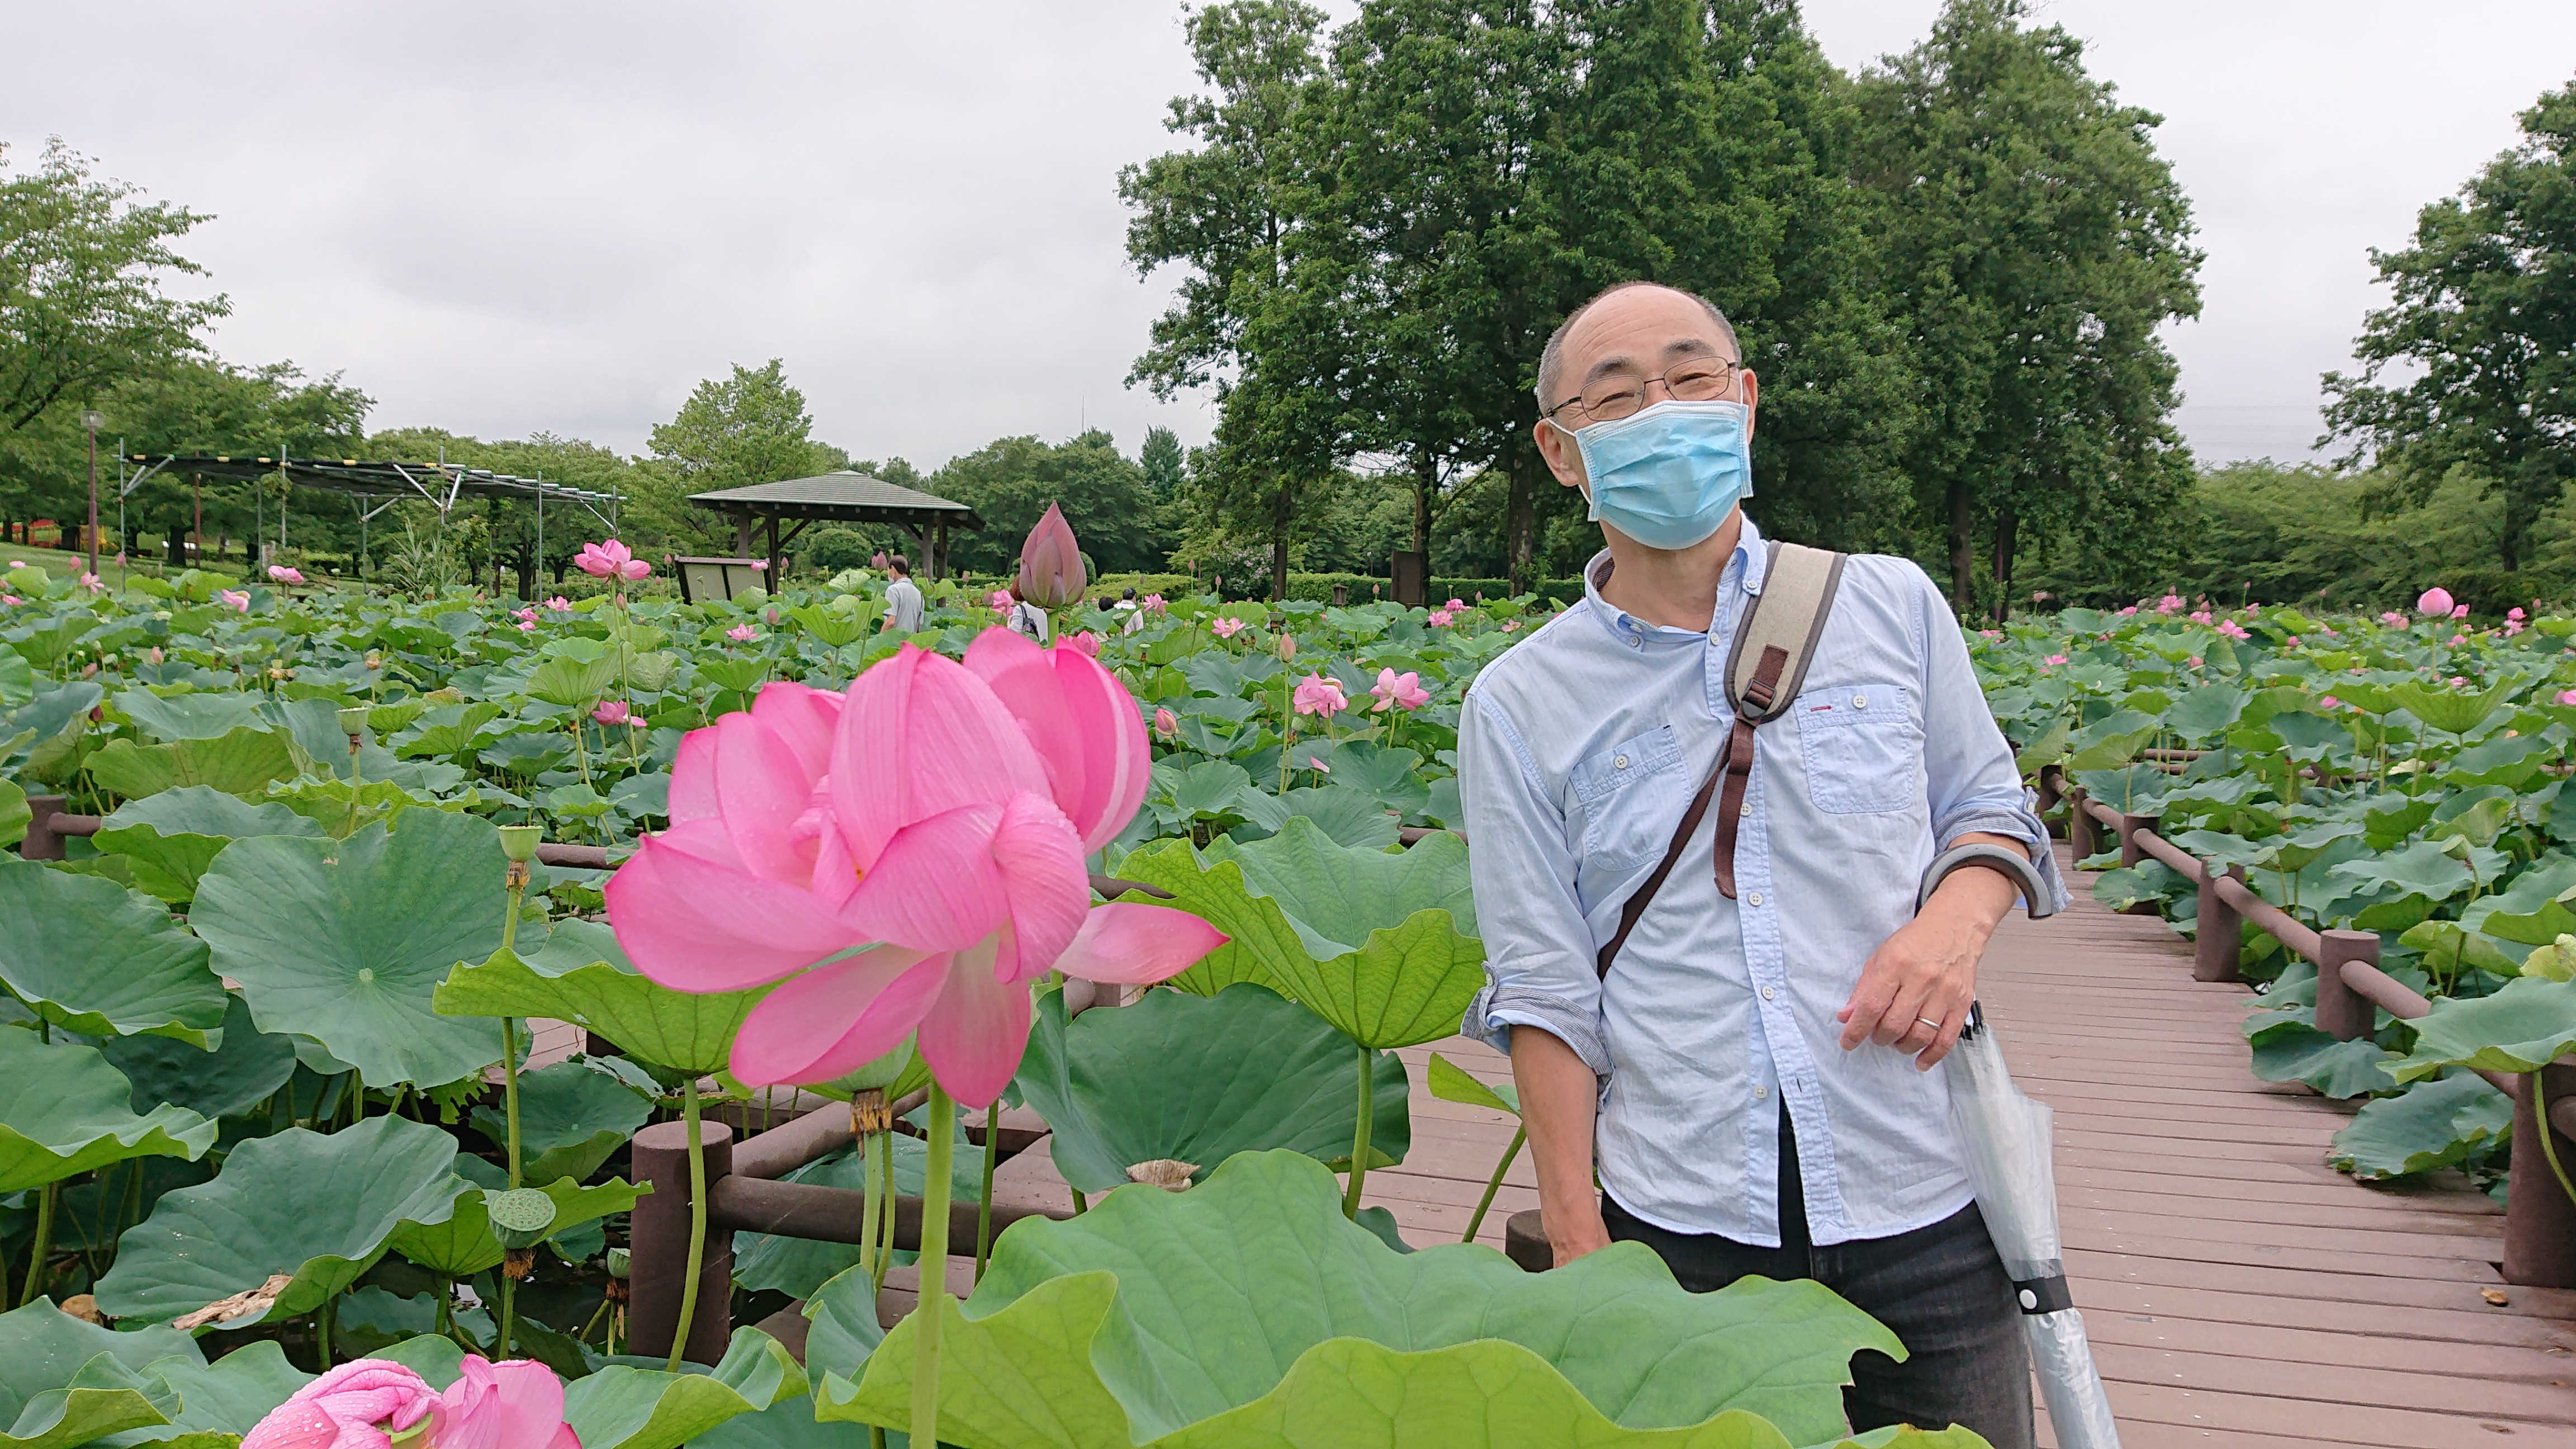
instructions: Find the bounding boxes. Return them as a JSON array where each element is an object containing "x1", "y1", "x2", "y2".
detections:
[{"x1": 2049, "y1": 768, "x2": 2576, "y2": 1287}]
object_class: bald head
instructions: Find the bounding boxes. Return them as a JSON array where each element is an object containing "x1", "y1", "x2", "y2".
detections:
[{"x1": 1535, "y1": 281, "x2": 1741, "y2": 415}]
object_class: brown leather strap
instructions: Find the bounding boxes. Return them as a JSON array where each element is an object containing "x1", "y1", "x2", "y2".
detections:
[
  {"x1": 1595, "y1": 759, "x2": 1723, "y2": 979},
  {"x1": 1711, "y1": 644, "x2": 1788, "y2": 899}
]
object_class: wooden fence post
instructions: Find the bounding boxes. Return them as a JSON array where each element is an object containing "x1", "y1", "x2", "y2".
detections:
[
  {"x1": 2067, "y1": 788, "x2": 2097, "y2": 860},
  {"x1": 628, "y1": 1118, "x2": 736, "y2": 1367},
  {"x1": 2034, "y1": 765, "x2": 2064, "y2": 838},
  {"x1": 2116, "y1": 815, "x2": 2160, "y2": 915},
  {"x1": 2194, "y1": 864, "x2": 2243, "y2": 983},
  {"x1": 18, "y1": 794, "x2": 66, "y2": 860},
  {"x1": 2313, "y1": 930, "x2": 2379, "y2": 1042},
  {"x1": 2504, "y1": 1063, "x2": 2576, "y2": 1288}
]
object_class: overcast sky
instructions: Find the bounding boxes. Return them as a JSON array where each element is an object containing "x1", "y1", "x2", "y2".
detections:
[{"x1": 6, "y1": 2, "x2": 2573, "y2": 473}]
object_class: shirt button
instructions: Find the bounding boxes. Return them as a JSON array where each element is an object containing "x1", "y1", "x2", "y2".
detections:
[
  {"x1": 1747, "y1": 891, "x2": 1764, "y2": 907},
  {"x1": 1614, "y1": 755, "x2": 1630, "y2": 769},
  {"x1": 1753, "y1": 1083, "x2": 1767, "y2": 1100},
  {"x1": 1628, "y1": 637, "x2": 1642, "y2": 650},
  {"x1": 1739, "y1": 801, "x2": 1752, "y2": 817},
  {"x1": 1760, "y1": 984, "x2": 1776, "y2": 1000},
  {"x1": 1853, "y1": 694, "x2": 1868, "y2": 709}
]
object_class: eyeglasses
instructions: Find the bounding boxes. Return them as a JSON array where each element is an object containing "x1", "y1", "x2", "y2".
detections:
[{"x1": 1546, "y1": 355, "x2": 1741, "y2": 425}]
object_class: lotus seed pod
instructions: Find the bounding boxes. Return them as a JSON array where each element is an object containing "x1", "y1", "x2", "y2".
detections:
[
  {"x1": 605, "y1": 1246, "x2": 632, "y2": 1280},
  {"x1": 498, "y1": 825, "x2": 544, "y2": 863},
  {"x1": 486, "y1": 1187, "x2": 558, "y2": 1249},
  {"x1": 337, "y1": 706, "x2": 370, "y2": 737}
]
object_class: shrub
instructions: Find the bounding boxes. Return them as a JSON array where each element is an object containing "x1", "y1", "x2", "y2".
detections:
[{"x1": 801, "y1": 527, "x2": 877, "y2": 576}]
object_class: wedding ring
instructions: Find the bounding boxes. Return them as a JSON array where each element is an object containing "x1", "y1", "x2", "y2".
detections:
[{"x1": 1916, "y1": 1016, "x2": 1944, "y2": 1031}]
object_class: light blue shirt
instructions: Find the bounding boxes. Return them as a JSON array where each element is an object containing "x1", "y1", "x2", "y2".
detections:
[
  {"x1": 886, "y1": 576, "x2": 925, "y2": 634},
  {"x1": 1459, "y1": 517, "x2": 2066, "y2": 1247}
]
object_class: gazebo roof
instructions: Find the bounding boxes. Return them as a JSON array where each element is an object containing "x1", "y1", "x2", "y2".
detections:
[
  {"x1": 688, "y1": 471, "x2": 983, "y2": 530},
  {"x1": 118, "y1": 453, "x2": 621, "y2": 515}
]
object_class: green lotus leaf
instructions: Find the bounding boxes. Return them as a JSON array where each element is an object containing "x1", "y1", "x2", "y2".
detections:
[
  {"x1": 0, "y1": 861, "x2": 226, "y2": 1046},
  {"x1": 1265, "y1": 908, "x2": 1485, "y2": 1050},
  {"x1": 1271, "y1": 785, "x2": 1401, "y2": 850},
  {"x1": 0, "y1": 1029, "x2": 217, "y2": 1191},
  {"x1": 2525, "y1": 935, "x2": 2576, "y2": 982},
  {"x1": 95, "y1": 1115, "x2": 471, "y2": 1327},
  {"x1": 2393, "y1": 975, "x2": 2576, "y2": 1081},
  {"x1": 0, "y1": 1353, "x2": 177, "y2": 1449},
  {"x1": 395, "y1": 701, "x2": 505, "y2": 759},
  {"x1": 0, "y1": 653, "x2": 33, "y2": 710},
  {"x1": 389, "y1": 1159, "x2": 650, "y2": 1277},
  {"x1": 1205, "y1": 814, "x2": 1478, "y2": 943},
  {"x1": 2165, "y1": 828, "x2": 2272, "y2": 875},
  {"x1": 2361, "y1": 794, "x2": 2435, "y2": 849},
  {"x1": 2244, "y1": 1015, "x2": 2397, "y2": 1098},
  {"x1": 1426, "y1": 1050, "x2": 1518, "y2": 1116},
  {"x1": 2161, "y1": 681, "x2": 2246, "y2": 741},
  {"x1": 191, "y1": 808, "x2": 506, "y2": 1088},
  {"x1": 1012, "y1": 983, "x2": 1409, "y2": 1195},
  {"x1": 126, "y1": 1342, "x2": 311, "y2": 1442},
  {"x1": 0, "y1": 1303, "x2": 198, "y2": 1449},
  {"x1": 2399, "y1": 919, "x2": 2523, "y2": 978},
  {"x1": 1315, "y1": 740, "x2": 1432, "y2": 817},
  {"x1": 2064, "y1": 708, "x2": 2158, "y2": 770},
  {"x1": 2329, "y1": 1072, "x2": 2516, "y2": 1181},
  {"x1": 100, "y1": 993, "x2": 299, "y2": 1121},
  {"x1": 2326, "y1": 837, "x2": 2489, "y2": 904},
  {"x1": 564, "y1": 1328, "x2": 808, "y2": 1449},
  {"x1": 111, "y1": 689, "x2": 272, "y2": 742},
  {"x1": 794, "y1": 1266, "x2": 886, "y2": 1394},
  {"x1": 91, "y1": 785, "x2": 328, "y2": 903},
  {"x1": 0, "y1": 779, "x2": 26, "y2": 850},
  {"x1": 732, "y1": 1115, "x2": 985, "y2": 1298},
  {"x1": 752, "y1": 1036, "x2": 930, "y2": 1104},
  {"x1": 2460, "y1": 856, "x2": 2576, "y2": 943},
  {"x1": 11, "y1": 682, "x2": 103, "y2": 784},
  {"x1": 1107, "y1": 847, "x2": 1298, "y2": 997},
  {"x1": 527, "y1": 654, "x2": 619, "y2": 709},
  {"x1": 433, "y1": 921, "x2": 766, "y2": 1077},
  {"x1": 2444, "y1": 731, "x2": 2555, "y2": 789},
  {"x1": 2388, "y1": 676, "x2": 2521, "y2": 737},
  {"x1": 815, "y1": 1150, "x2": 1917, "y2": 1449},
  {"x1": 86, "y1": 726, "x2": 296, "y2": 801},
  {"x1": 468, "y1": 1058, "x2": 655, "y2": 1185}
]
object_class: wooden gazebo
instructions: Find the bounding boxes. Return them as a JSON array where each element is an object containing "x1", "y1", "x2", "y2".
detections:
[{"x1": 688, "y1": 471, "x2": 982, "y2": 580}]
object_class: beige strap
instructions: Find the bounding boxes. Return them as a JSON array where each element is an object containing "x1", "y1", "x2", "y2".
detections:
[{"x1": 1723, "y1": 542, "x2": 1846, "y2": 723}]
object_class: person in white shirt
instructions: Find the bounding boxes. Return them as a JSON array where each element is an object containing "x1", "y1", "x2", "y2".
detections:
[
  {"x1": 1003, "y1": 582, "x2": 1051, "y2": 642},
  {"x1": 880, "y1": 556, "x2": 926, "y2": 635}
]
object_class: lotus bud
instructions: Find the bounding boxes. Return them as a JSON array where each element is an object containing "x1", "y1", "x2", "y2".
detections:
[
  {"x1": 498, "y1": 824, "x2": 544, "y2": 863},
  {"x1": 1016, "y1": 501, "x2": 1087, "y2": 608},
  {"x1": 1278, "y1": 632, "x2": 1296, "y2": 662}
]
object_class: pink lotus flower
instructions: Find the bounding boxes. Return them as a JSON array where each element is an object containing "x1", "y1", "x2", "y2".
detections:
[
  {"x1": 243, "y1": 1355, "x2": 576, "y2": 1449},
  {"x1": 544, "y1": 596, "x2": 571, "y2": 612},
  {"x1": 2449, "y1": 634, "x2": 2469, "y2": 647},
  {"x1": 1370, "y1": 668, "x2": 1429, "y2": 712},
  {"x1": 1277, "y1": 633, "x2": 1296, "y2": 662},
  {"x1": 2380, "y1": 611, "x2": 2406, "y2": 627},
  {"x1": 1, "y1": 596, "x2": 17, "y2": 607},
  {"x1": 2510, "y1": 607, "x2": 2527, "y2": 622},
  {"x1": 1427, "y1": 608, "x2": 1455, "y2": 627},
  {"x1": 2453, "y1": 604, "x2": 2471, "y2": 619},
  {"x1": 2506, "y1": 619, "x2": 2526, "y2": 636},
  {"x1": 2187, "y1": 656, "x2": 2202, "y2": 667},
  {"x1": 1153, "y1": 707, "x2": 1178, "y2": 738},
  {"x1": 1502, "y1": 619, "x2": 1520, "y2": 632},
  {"x1": 79, "y1": 571, "x2": 102, "y2": 591},
  {"x1": 2188, "y1": 610, "x2": 2212, "y2": 624},
  {"x1": 145, "y1": 646, "x2": 162, "y2": 664},
  {"x1": 2216, "y1": 620, "x2": 2250, "y2": 640},
  {"x1": 1292, "y1": 673, "x2": 1348, "y2": 718},
  {"x1": 1016, "y1": 501, "x2": 1086, "y2": 608},
  {"x1": 2155, "y1": 594, "x2": 2183, "y2": 614},
  {"x1": 2417, "y1": 587, "x2": 2454, "y2": 616},
  {"x1": 988, "y1": 589, "x2": 1014, "y2": 611},
  {"x1": 1446, "y1": 598, "x2": 1467, "y2": 612},
  {"x1": 517, "y1": 619, "x2": 536, "y2": 633},
  {"x1": 750, "y1": 559, "x2": 768, "y2": 571},
  {"x1": 515, "y1": 607, "x2": 538, "y2": 624},
  {"x1": 574, "y1": 539, "x2": 650, "y2": 581},
  {"x1": 728, "y1": 624, "x2": 759, "y2": 643},
  {"x1": 594, "y1": 700, "x2": 634, "y2": 727},
  {"x1": 871, "y1": 551, "x2": 891, "y2": 570},
  {"x1": 2558, "y1": 690, "x2": 2576, "y2": 707},
  {"x1": 2117, "y1": 605, "x2": 2137, "y2": 616},
  {"x1": 604, "y1": 635, "x2": 1227, "y2": 1107},
  {"x1": 1211, "y1": 617, "x2": 1243, "y2": 639},
  {"x1": 2321, "y1": 695, "x2": 2340, "y2": 709},
  {"x1": 2044, "y1": 654, "x2": 2067, "y2": 666},
  {"x1": 220, "y1": 589, "x2": 250, "y2": 613},
  {"x1": 1142, "y1": 593, "x2": 1166, "y2": 613},
  {"x1": 268, "y1": 565, "x2": 304, "y2": 584}
]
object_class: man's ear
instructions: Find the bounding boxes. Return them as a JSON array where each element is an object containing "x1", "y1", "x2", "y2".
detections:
[
  {"x1": 1741, "y1": 369, "x2": 1760, "y2": 442},
  {"x1": 1534, "y1": 417, "x2": 1586, "y2": 490}
]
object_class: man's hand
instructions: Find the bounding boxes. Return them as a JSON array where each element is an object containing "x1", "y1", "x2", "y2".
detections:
[{"x1": 1836, "y1": 835, "x2": 2025, "y2": 1070}]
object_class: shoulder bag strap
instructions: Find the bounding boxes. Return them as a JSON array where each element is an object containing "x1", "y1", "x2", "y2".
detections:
[{"x1": 1594, "y1": 541, "x2": 1847, "y2": 978}]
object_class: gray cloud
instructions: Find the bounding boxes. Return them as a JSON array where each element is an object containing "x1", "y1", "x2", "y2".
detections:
[{"x1": 9, "y1": 1, "x2": 2573, "y2": 473}]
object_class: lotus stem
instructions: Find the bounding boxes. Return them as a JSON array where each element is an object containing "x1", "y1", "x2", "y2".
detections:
[
  {"x1": 913, "y1": 1086, "x2": 956, "y2": 1449},
  {"x1": 315, "y1": 1294, "x2": 334, "y2": 1370},
  {"x1": 1463, "y1": 1126, "x2": 1526, "y2": 1243},
  {"x1": 976, "y1": 1100, "x2": 1000, "y2": 1282},
  {"x1": 17, "y1": 1181, "x2": 56, "y2": 1307},
  {"x1": 1343, "y1": 1040, "x2": 1373, "y2": 1220},
  {"x1": 500, "y1": 1018, "x2": 524, "y2": 1188},
  {"x1": 499, "y1": 1274, "x2": 516, "y2": 1362},
  {"x1": 872, "y1": 1128, "x2": 896, "y2": 1298},
  {"x1": 1069, "y1": 1187, "x2": 1086, "y2": 1215},
  {"x1": 2536, "y1": 1072, "x2": 2576, "y2": 1212},
  {"x1": 668, "y1": 1074, "x2": 709, "y2": 1373},
  {"x1": 858, "y1": 1133, "x2": 883, "y2": 1283}
]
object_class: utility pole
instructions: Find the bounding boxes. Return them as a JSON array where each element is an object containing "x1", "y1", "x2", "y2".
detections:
[{"x1": 80, "y1": 409, "x2": 103, "y2": 579}]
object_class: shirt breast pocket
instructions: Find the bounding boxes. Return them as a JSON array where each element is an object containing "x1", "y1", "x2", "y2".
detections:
[
  {"x1": 1570, "y1": 725, "x2": 1687, "y2": 868},
  {"x1": 1796, "y1": 684, "x2": 1920, "y2": 815}
]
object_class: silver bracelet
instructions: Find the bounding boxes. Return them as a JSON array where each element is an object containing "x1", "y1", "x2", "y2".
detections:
[{"x1": 1916, "y1": 842, "x2": 2056, "y2": 920}]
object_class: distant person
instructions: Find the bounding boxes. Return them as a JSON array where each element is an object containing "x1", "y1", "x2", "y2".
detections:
[
  {"x1": 1003, "y1": 581, "x2": 1051, "y2": 642},
  {"x1": 1115, "y1": 585, "x2": 1146, "y2": 635},
  {"x1": 882, "y1": 556, "x2": 926, "y2": 635}
]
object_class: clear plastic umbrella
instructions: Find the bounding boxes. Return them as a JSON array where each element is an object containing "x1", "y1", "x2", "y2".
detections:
[{"x1": 1947, "y1": 1002, "x2": 2123, "y2": 1449}]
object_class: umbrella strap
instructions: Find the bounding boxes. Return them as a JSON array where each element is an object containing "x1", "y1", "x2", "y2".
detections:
[{"x1": 2013, "y1": 1273, "x2": 2073, "y2": 1315}]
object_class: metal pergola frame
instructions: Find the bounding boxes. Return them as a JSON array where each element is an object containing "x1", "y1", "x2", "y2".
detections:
[{"x1": 117, "y1": 453, "x2": 623, "y2": 574}]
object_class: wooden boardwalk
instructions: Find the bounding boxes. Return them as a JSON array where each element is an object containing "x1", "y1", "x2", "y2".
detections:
[{"x1": 1361, "y1": 843, "x2": 2576, "y2": 1447}]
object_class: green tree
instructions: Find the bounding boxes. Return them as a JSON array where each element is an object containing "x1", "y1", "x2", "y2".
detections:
[
  {"x1": 639, "y1": 359, "x2": 841, "y2": 552},
  {"x1": 1852, "y1": 0, "x2": 2201, "y2": 618},
  {"x1": 2324, "y1": 78, "x2": 2576, "y2": 574},
  {"x1": 0, "y1": 140, "x2": 229, "y2": 437},
  {"x1": 1139, "y1": 427, "x2": 1186, "y2": 499},
  {"x1": 929, "y1": 429, "x2": 1171, "y2": 577}
]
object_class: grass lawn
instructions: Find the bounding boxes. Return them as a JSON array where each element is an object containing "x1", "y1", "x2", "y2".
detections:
[{"x1": 3, "y1": 541, "x2": 257, "y2": 590}]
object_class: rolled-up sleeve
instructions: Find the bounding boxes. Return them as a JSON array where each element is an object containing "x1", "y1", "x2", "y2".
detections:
[
  {"x1": 1912, "y1": 571, "x2": 2070, "y2": 915},
  {"x1": 1457, "y1": 688, "x2": 1611, "y2": 1072}
]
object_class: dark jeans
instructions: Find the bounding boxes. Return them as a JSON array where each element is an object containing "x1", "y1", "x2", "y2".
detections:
[{"x1": 1601, "y1": 1111, "x2": 2034, "y2": 1449}]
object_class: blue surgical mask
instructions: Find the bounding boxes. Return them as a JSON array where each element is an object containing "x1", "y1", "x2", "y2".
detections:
[{"x1": 1551, "y1": 398, "x2": 1753, "y2": 551}]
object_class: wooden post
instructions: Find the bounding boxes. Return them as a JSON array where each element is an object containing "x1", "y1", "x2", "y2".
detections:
[
  {"x1": 2313, "y1": 929, "x2": 2379, "y2": 1043},
  {"x1": 2116, "y1": 813, "x2": 2160, "y2": 916},
  {"x1": 2503, "y1": 1063, "x2": 2576, "y2": 1288},
  {"x1": 733, "y1": 510, "x2": 756, "y2": 559},
  {"x1": 2033, "y1": 765, "x2": 2064, "y2": 837},
  {"x1": 2066, "y1": 788, "x2": 2097, "y2": 860},
  {"x1": 18, "y1": 794, "x2": 67, "y2": 861},
  {"x1": 2194, "y1": 864, "x2": 2244, "y2": 983},
  {"x1": 627, "y1": 1118, "x2": 735, "y2": 1366},
  {"x1": 1503, "y1": 1209, "x2": 1550, "y2": 1272},
  {"x1": 766, "y1": 514, "x2": 781, "y2": 583}
]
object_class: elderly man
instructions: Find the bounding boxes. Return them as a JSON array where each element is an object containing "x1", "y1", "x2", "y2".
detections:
[{"x1": 1458, "y1": 281, "x2": 2065, "y2": 1447}]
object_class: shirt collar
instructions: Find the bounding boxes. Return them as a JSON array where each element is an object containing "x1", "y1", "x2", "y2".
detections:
[{"x1": 1582, "y1": 513, "x2": 1766, "y2": 645}]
